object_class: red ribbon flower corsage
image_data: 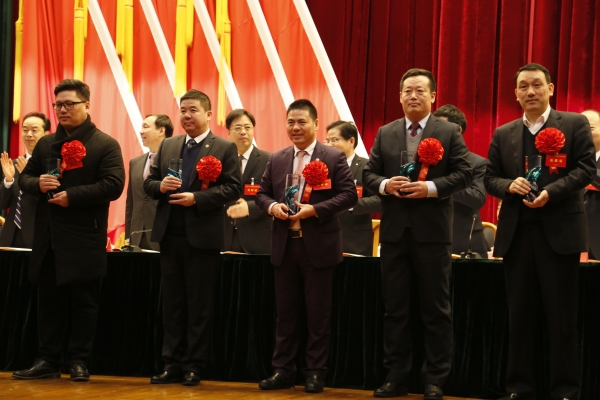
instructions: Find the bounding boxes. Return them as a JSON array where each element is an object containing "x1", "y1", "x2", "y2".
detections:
[
  {"x1": 535, "y1": 127, "x2": 566, "y2": 174},
  {"x1": 60, "y1": 140, "x2": 86, "y2": 177},
  {"x1": 196, "y1": 155, "x2": 222, "y2": 190},
  {"x1": 416, "y1": 138, "x2": 444, "y2": 181},
  {"x1": 301, "y1": 160, "x2": 329, "y2": 203}
]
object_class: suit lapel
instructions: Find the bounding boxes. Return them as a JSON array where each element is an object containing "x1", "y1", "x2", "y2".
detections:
[
  {"x1": 414, "y1": 115, "x2": 437, "y2": 163},
  {"x1": 350, "y1": 155, "x2": 362, "y2": 178},
  {"x1": 311, "y1": 141, "x2": 327, "y2": 163},
  {"x1": 242, "y1": 146, "x2": 260, "y2": 182},
  {"x1": 394, "y1": 118, "x2": 408, "y2": 155},
  {"x1": 187, "y1": 132, "x2": 215, "y2": 189},
  {"x1": 510, "y1": 120, "x2": 524, "y2": 177}
]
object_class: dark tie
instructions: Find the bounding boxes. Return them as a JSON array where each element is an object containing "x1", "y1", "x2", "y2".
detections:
[
  {"x1": 410, "y1": 122, "x2": 420, "y2": 137},
  {"x1": 187, "y1": 139, "x2": 197, "y2": 149},
  {"x1": 239, "y1": 154, "x2": 244, "y2": 174},
  {"x1": 14, "y1": 190, "x2": 22, "y2": 229}
]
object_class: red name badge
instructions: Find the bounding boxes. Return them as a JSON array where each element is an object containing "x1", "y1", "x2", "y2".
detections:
[
  {"x1": 312, "y1": 179, "x2": 332, "y2": 191},
  {"x1": 545, "y1": 154, "x2": 567, "y2": 173},
  {"x1": 244, "y1": 184, "x2": 260, "y2": 196},
  {"x1": 356, "y1": 186, "x2": 363, "y2": 198}
]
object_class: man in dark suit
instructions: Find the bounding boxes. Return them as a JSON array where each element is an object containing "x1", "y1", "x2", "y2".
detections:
[
  {"x1": 144, "y1": 89, "x2": 241, "y2": 386},
  {"x1": 363, "y1": 69, "x2": 472, "y2": 399},
  {"x1": 14, "y1": 79, "x2": 125, "y2": 382},
  {"x1": 582, "y1": 109, "x2": 600, "y2": 260},
  {"x1": 223, "y1": 109, "x2": 271, "y2": 254},
  {"x1": 255, "y1": 99, "x2": 357, "y2": 393},
  {"x1": 433, "y1": 105, "x2": 488, "y2": 256},
  {"x1": 325, "y1": 120, "x2": 380, "y2": 256},
  {"x1": 484, "y1": 63, "x2": 595, "y2": 400},
  {"x1": 0, "y1": 112, "x2": 50, "y2": 248},
  {"x1": 125, "y1": 114, "x2": 173, "y2": 251}
]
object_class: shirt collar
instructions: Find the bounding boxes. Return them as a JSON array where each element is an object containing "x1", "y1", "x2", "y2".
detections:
[
  {"x1": 596, "y1": 150, "x2": 600, "y2": 162},
  {"x1": 523, "y1": 106, "x2": 552, "y2": 128},
  {"x1": 405, "y1": 114, "x2": 431, "y2": 131},
  {"x1": 241, "y1": 144, "x2": 254, "y2": 160},
  {"x1": 187, "y1": 129, "x2": 210, "y2": 144},
  {"x1": 25, "y1": 152, "x2": 32, "y2": 160},
  {"x1": 294, "y1": 139, "x2": 317, "y2": 157},
  {"x1": 347, "y1": 152, "x2": 355, "y2": 166}
]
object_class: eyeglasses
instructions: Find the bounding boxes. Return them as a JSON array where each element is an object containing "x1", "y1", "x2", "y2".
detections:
[
  {"x1": 324, "y1": 137, "x2": 341, "y2": 144},
  {"x1": 231, "y1": 125, "x2": 253, "y2": 133},
  {"x1": 52, "y1": 101, "x2": 86, "y2": 111}
]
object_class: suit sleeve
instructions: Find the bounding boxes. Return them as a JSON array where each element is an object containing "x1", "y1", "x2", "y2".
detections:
[
  {"x1": 255, "y1": 154, "x2": 276, "y2": 215},
  {"x1": 453, "y1": 155, "x2": 486, "y2": 210},
  {"x1": 363, "y1": 126, "x2": 387, "y2": 195},
  {"x1": 312, "y1": 151, "x2": 358, "y2": 220},
  {"x1": 144, "y1": 139, "x2": 165, "y2": 200},
  {"x1": 352, "y1": 190, "x2": 381, "y2": 215},
  {"x1": 0, "y1": 173, "x2": 13, "y2": 210},
  {"x1": 125, "y1": 159, "x2": 134, "y2": 238},
  {"x1": 19, "y1": 143, "x2": 45, "y2": 197},
  {"x1": 484, "y1": 128, "x2": 514, "y2": 199},
  {"x1": 430, "y1": 126, "x2": 473, "y2": 199}
]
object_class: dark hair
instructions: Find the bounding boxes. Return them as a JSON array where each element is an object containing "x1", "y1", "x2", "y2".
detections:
[
  {"x1": 147, "y1": 114, "x2": 174, "y2": 138},
  {"x1": 287, "y1": 99, "x2": 318, "y2": 121},
  {"x1": 514, "y1": 63, "x2": 552, "y2": 86},
  {"x1": 226, "y1": 109, "x2": 256, "y2": 129},
  {"x1": 326, "y1": 120, "x2": 359, "y2": 149},
  {"x1": 400, "y1": 68, "x2": 436, "y2": 92},
  {"x1": 433, "y1": 104, "x2": 467, "y2": 134},
  {"x1": 23, "y1": 111, "x2": 51, "y2": 132},
  {"x1": 582, "y1": 109, "x2": 600, "y2": 119},
  {"x1": 54, "y1": 79, "x2": 90, "y2": 101},
  {"x1": 180, "y1": 89, "x2": 211, "y2": 111}
]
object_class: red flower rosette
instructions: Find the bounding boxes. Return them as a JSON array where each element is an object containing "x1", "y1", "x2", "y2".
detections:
[
  {"x1": 416, "y1": 138, "x2": 444, "y2": 181},
  {"x1": 196, "y1": 155, "x2": 222, "y2": 190},
  {"x1": 60, "y1": 140, "x2": 86, "y2": 177},
  {"x1": 535, "y1": 127, "x2": 566, "y2": 174},
  {"x1": 301, "y1": 160, "x2": 329, "y2": 202}
]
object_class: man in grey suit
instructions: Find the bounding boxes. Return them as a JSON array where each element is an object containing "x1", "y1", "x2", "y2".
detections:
[
  {"x1": 433, "y1": 105, "x2": 488, "y2": 256},
  {"x1": 0, "y1": 112, "x2": 50, "y2": 248},
  {"x1": 485, "y1": 63, "x2": 595, "y2": 400},
  {"x1": 325, "y1": 120, "x2": 380, "y2": 256},
  {"x1": 223, "y1": 109, "x2": 271, "y2": 254},
  {"x1": 363, "y1": 69, "x2": 472, "y2": 399},
  {"x1": 144, "y1": 89, "x2": 241, "y2": 386},
  {"x1": 125, "y1": 114, "x2": 173, "y2": 251}
]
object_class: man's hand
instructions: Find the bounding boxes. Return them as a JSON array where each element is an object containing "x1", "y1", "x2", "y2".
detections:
[
  {"x1": 168, "y1": 192, "x2": 195, "y2": 206},
  {"x1": 523, "y1": 189, "x2": 549, "y2": 208},
  {"x1": 1, "y1": 152, "x2": 15, "y2": 182},
  {"x1": 271, "y1": 203, "x2": 290, "y2": 220},
  {"x1": 288, "y1": 202, "x2": 317, "y2": 220},
  {"x1": 160, "y1": 176, "x2": 182, "y2": 193},
  {"x1": 507, "y1": 177, "x2": 531, "y2": 195},
  {"x1": 48, "y1": 191, "x2": 69, "y2": 207},
  {"x1": 14, "y1": 156, "x2": 27, "y2": 174},
  {"x1": 39, "y1": 174, "x2": 60, "y2": 193},
  {"x1": 227, "y1": 198, "x2": 249, "y2": 219},
  {"x1": 385, "y1": 176, "x2": 410, "y2": 197},
  {"x1": 398, "y1": 181, "x2": 428, "y2": 198}
]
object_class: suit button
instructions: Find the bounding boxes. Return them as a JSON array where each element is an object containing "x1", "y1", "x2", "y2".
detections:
[
  {"x1": 141, "y1": 215, "x2": 144, "y2": 219},
  {"x1": 230, "y1": 221, "x2": 234, "y2": 225},
  {"x1": 584, "y1": 200, "x2": 588, "y2": 205}
]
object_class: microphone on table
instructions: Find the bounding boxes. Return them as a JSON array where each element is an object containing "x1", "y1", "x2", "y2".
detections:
[
  {"x1": 460, "y1": 214, "x2": 482, "y2": 259},
  {"x1": 120, "y1": 229, "x2": 152, "y2": 252}
]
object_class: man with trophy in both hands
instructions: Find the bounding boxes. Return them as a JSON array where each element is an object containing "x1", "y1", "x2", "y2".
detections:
[{"x1": 485, "y1": 63, "x2": 595, "y2": 400}]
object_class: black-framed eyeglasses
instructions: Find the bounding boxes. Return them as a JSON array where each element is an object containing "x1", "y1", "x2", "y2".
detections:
[{"x1": 52, "y1": 101, "x2": 86, "y2": 111}]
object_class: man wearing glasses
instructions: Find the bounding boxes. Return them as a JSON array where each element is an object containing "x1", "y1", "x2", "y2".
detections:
[
  {"x1": 14, "y1": 79, "x2": 125, "y2": 382},
  {"x1": 223, "y1": 109, "x2": 272, "y2": 254}
]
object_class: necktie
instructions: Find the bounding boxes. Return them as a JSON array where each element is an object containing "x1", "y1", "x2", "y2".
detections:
[
  {"x1": 410, "y1": 122, "x2": 420, "y2": 137},
  {"x1": 187, "y1": 139, "x2": 197, "y2": 149},
  {"x1": 239, "y1": 154, "x2": 244, "y2": 174},
  {"x1": 14, "y1": 190, "x2": 22, "y2": 229},
  {"x1": 143, "y1": 153, "x2": 155, "y2": 180},
  {"x1": 294, "y1": 150, "x2": 308, "y2": 174}
]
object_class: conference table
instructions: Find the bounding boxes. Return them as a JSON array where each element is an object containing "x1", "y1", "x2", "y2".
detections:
[{"x1": 0, "y1": 251, "x2": 598, "y2": 399}]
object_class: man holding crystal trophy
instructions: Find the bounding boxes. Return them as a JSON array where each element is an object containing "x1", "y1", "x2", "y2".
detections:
[{"x1": 484, "y1": 63, "x2": 596, "y2": 400}]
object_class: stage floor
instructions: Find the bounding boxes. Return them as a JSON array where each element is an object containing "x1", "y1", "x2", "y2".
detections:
[{"x1": 0, "y1": 372, "x2": 479, "y2": 399}]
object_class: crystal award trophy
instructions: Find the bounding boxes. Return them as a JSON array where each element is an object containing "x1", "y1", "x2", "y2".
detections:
[
  {"x1": 399, "y1": 151, "x2": 416, "y2": 195},
  {"x1": 284, "y1": 174, "x2": 304, "y2": 215},
  {"x1": 524, "y1": 155, "x2": 542, "y2": 202},
  {"x1": 46, "y1": 158, "x2": 61, "y2": 200},
  {"x1": 167, "y1": 159, "x2": 182, "y2": 179}
]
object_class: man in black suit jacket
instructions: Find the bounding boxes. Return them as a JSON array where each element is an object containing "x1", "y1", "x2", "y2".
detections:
[
  {"x1": 125, "y1": 114, "x2": 173, "y2": 251},
  {"x1": 15, "y1": 80, "x2": 125, "y2": 382},
  {"x1": 433, "y1": 105, "x2": 488, "y2": 256},
  {"x1": 363, "y1": 69, "x2": 472, "y2": 399},
  {"x1": 582, "y1": 109, "x2": 600, "y2": 260},
  {"x1": 144, "y1": 90, "x2": 241, "y2": 386},
  {"x1": 223, "y1": 109, "x2": 271, "y2": 254},
  {"x1": 325, "y1": 120, "x2": 380, "y2": 256},
  {"x1": 0, "y1": 112, "x2": 50, "y2": 248},
  {"x1": 485, "y1": 64, "x2": 595, "y2": 400},
  {"x1": 255, "y1": 99, "x2": 357, "y2": 393}
]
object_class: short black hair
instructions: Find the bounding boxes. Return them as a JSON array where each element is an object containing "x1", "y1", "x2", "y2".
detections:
[
  {"x1": 54, "y1": 79, "x2": 90, "y2": 101},
  {"x1": 326, "y1": 120, "x2": 359, "y2": 149},
  {"x1": 433, "y1": 104, "x2": 467, "y2": 134},
  {"x1": 400, "y1": 68, "x2": 436, "y2": 92},
  {"x1": 23, "y1": 111, "x2": 51, "y2": 132},
  {"x1": 147, "y1": 114, "x2": 174, "y2": 138},
  {"x1": 287, "y1": 99, "x2": 317, "y2": 121},
  {"x1": 514, "y1": 63, "x2": 552, "y2": 86},
  {"x1": 180, "y1": 89, "x2": 211, "y2": 111},
  {"x1": 226, "y1": 109, "x2": 256, "y2": 129}
]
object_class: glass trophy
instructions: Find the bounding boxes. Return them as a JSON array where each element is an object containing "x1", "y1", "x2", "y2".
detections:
[
  {"x1": 524, "y1": 155, "x2": 542, "y2": 202},
  {"x1": 399, "y1": 151, "x2": 416, "y2": 195},
  {"x1": 285, "y1": 174, "x2": 304, "y2": 215},
  {"x1": 46, "y1": 158, "x2": 61, "y2": 200},
  {"x1": 167, "y1": 158, "x2": 182, "y2": 179}
]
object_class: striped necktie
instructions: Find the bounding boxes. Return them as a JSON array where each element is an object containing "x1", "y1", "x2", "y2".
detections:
[{"x1": 14, "y1": 190, "x2": 22, "y2": 229}]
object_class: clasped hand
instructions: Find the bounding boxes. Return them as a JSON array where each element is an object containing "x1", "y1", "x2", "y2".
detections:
[
  {"x1": 507, "y1": 177, "x2": 549, "y2": 208},
  {"x1": 271, "y1": 201, "x2": 317, "y2": 220},
  {"x1": 385, "y1": 176, "x2": 428, "y2": 198}
]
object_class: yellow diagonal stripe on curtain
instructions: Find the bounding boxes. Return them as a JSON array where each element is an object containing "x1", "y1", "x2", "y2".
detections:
[
  {"x1": 216, "y1": 0, "x2": 230, "y2": 126},
  {"x1": 73, "y1": 0, "x2": 88, "y2": 80},
  {"x1": 12, "y1": 0, "x2": 23, "y2": 123},
  {"x1": 116, "y1": 0, "x2": 134, "y2": 91},
  {"x1": 174, "y1": 0, "x2": 194, "y2": 98}
]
